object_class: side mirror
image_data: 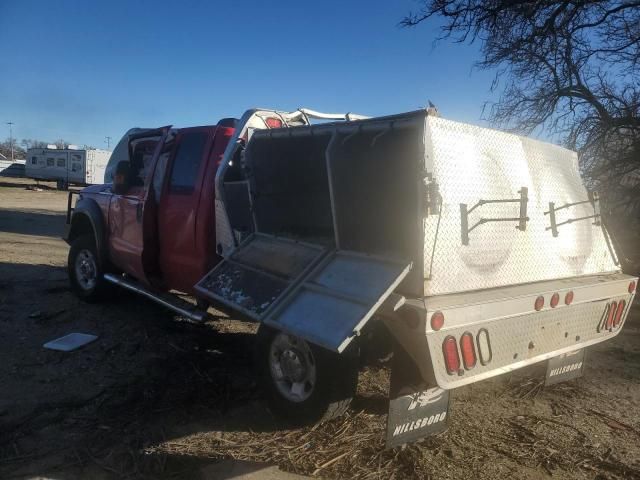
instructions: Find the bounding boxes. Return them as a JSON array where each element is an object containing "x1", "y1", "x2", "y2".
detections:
[{"x1": 113, "y1": 160, "x2": 131, "y2": 195}]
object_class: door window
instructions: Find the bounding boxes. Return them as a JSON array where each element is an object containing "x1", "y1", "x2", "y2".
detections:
[{"x1": 168, "y1": 131, "x2": 207, "y2": 193}]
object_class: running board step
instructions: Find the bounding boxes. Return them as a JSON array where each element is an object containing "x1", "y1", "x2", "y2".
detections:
[{"x1": 103, "y1": 273, "x2": 206, "y2": 322}]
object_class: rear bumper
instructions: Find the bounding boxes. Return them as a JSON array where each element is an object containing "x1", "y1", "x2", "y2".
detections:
[{"x1": 387, "y1": 273, "x2": 636, "y2": 389}]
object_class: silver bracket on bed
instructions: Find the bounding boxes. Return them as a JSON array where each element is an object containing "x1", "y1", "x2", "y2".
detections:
[
  {"x1": 460, "y1": 187, "x2": 529, "y2": 246},
  {"x1": 545, "y1": 191, "x2": 601, "y2": 237}
]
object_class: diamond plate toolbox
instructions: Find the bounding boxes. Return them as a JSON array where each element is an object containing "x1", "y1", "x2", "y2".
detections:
[{"x1": 423, "y1": 116, "x2": 617, "y2": 296}]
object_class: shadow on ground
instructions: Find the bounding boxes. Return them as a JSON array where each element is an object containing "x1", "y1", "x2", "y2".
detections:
[{"x1": 0, "y1": 209, "x2": 66, "y2": 238}]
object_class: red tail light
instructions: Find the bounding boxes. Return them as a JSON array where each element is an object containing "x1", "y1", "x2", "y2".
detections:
[
  {"x1": 629, "y1": 281, "x2": 636, "y2": 294},
  {"x1": 606, "y1": 301, "x2": 617, "y2": 330},
  {"x1": 597, "y1": 304, "x2": 610, "y2": 332},
  {"x1": 534, "y1": 296, "x2": 544, "y2": 311},
  {"x1": 443, "y1": 336, "x2": 460, "y2": 375},
  {"x1": 431, "y1": 311, "x2": 444, "y2": 331},
  {"x1": 550, "y1": 293, "x2": 559, "y2": 308},
  {"x1": 565, "y1": 291, "x2": 574, "y2": 305},
  {"x1": 265, "y1": 117, "x2": 283, "y2": 128},
  {"x1": 460, "y1": 332, "x2": 477, "y2": 370},
  {"x1": 614, "y1": 300, "x2": 626, "y2": 327}
]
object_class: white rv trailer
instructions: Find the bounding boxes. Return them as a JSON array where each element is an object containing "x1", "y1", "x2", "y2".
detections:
[{"x1": 26, "y1": 147, "x2": 111, "y2": 189}]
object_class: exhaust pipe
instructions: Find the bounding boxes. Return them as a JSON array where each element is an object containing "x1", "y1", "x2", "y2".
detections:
[{"x1": 103, "y1": 273, "x2": 206, "y2": 322}]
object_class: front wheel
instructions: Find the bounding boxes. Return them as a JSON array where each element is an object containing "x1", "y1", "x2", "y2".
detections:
[
  {"x1": 256, "y1": 324, "x2": 359, "y2": 424},
  {"x1": 68, "y1": 234, "x2": 109, "y2": 302}
]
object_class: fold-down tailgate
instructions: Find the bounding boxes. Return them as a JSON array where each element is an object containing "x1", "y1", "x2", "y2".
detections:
[{"x1": 195, "y1": 233, "x2": 412, "y2": 352}]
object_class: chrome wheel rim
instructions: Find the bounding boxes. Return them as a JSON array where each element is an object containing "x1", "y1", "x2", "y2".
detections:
[
  {"x1": 74, "y1": 249, "x2": 97, "y2": 291},
  {"x1": 269, "y1": 332, "x2": 316, "y2": 403}
]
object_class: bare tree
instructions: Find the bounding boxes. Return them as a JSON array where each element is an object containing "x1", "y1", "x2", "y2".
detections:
[
  {"x1": 403, "y1": 0, "x2": 640, "y2": 269},
  {"x1": 21, "y1": 138, "x2": 48, "y2": 150}
]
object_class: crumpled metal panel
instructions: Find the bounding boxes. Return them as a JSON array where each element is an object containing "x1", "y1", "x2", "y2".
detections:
[
  {"x1": 214, "y1": 199, "x2": 235, "y2": 258},
  {"x1": 265, "y1": 252, "x2": 412, "y2": 352},
  {"x1": 424, "y1": 117, "x2": 618, "y2": 295}
]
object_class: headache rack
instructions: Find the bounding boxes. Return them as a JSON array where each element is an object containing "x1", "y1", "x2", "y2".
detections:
[
  {"x1": 460, "y1": 187, "x2": 529, "y2": 246},
  {"x1": 545, "y1": 191, "x2": 601, "y2": 237}
]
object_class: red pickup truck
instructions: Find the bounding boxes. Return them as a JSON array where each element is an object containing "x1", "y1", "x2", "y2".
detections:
[
  {"x1": 64, "y1": 108, "x2": 368, "y2": 426},
  {"x1": 65, "y1": 107, "x2": 636, "y2": 447}
]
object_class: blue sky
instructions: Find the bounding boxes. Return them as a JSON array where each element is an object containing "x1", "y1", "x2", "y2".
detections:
[{"x1": 0, "y1": 0, "x2": 497, "y2": 149}]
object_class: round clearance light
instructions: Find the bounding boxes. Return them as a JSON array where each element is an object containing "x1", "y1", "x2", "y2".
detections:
[
  {"x1": 629, "y1": 281, "x2": 636, "y2": 294},
  {"x1": 565, "y1": 291, "x2": 574, "y2": 305},
  {"x1": 534, "y1": 296, "x2": 545, "y2": 311},
  {"x1": 550, "y1": 293, "x2": 560, "y2": 308},
  {"x1": 431, "y1": 311, "x2": 445, "y2": 331}
]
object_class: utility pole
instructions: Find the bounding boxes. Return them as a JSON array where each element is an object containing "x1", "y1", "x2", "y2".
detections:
[
  {"x1": 6, "y1": 122, "x2": 14, "y2": 161},
  {"x1": 105, "y1": 136, "x2": 112, "y2": 149}
]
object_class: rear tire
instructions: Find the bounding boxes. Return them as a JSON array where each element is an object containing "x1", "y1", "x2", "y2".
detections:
[
  {"x1": 256, "y1": 324, "x2": 359, "y2": 424},
  {"x1": 68, "y1": 234, "x2": 109, "y2": 302}
]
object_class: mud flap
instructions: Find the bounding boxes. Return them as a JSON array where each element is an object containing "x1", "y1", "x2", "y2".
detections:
[
  {"x1": 545, "y1": 349, "x2": 586, "y2": 386},
  {"x1": 386, "y1": 343, "x2": 449, "y2": 448}
]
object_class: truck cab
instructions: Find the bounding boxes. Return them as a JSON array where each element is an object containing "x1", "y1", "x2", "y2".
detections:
[
  {"x1": 65, "y1": 120, "x2": 235, "y2": 301},
  {"x1": 64, "y1": 108, "x2": 364, "y2": 304}
]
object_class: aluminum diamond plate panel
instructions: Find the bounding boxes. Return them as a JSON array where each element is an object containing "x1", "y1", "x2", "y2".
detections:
[
  {"x1": 423, "y1": 117, "x2": 618, "y2": 295},
  {"x1": 215, "y1": 199, "x2": 236, "y2": 258}
]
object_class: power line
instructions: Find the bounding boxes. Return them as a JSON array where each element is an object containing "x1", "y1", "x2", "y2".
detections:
[{"x1": 6, "y1": 122, "x2": 14, "y2": 161}]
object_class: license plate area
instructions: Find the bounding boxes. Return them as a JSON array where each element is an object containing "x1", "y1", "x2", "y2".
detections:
[
  {"x1": 545, "y1": 349, "x2": 586, "y2": 386},
  {"x1": 427, "y1": 296, "x2": 630, "y2": 389}
]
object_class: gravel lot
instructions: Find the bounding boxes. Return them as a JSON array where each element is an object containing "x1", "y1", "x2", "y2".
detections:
[{"x1": 1, "y1": 177, "x2": 640, "y2": 479}]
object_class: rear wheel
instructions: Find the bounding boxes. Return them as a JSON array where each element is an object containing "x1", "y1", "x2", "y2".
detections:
[
  {"x1": 68, "y1": 234, "x2": 108, "y2": 302},
  {"x1": 256, "y1": 324, "x2": 359, "y2": 424}
]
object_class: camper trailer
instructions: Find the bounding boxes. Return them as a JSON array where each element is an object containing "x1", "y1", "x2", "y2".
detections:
[{"x1": 26, "y1": 147, "x2": 111, "y2": 189}]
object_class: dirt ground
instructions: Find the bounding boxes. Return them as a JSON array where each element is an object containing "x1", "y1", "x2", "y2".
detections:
[{"x1": 1, "y1": 177, "x2": 640, "y2": 480}]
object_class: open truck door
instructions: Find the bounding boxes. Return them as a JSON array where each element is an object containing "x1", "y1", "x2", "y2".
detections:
[
  {"x1": 195, "y1": 232, "x2": 411, "y2": 426},
  {"x1": 195, "y1": 233, "x2": 411, "y2": 352},
  {"x1": 107, "y1": 127, "x2": 170, "y2": 285}
]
